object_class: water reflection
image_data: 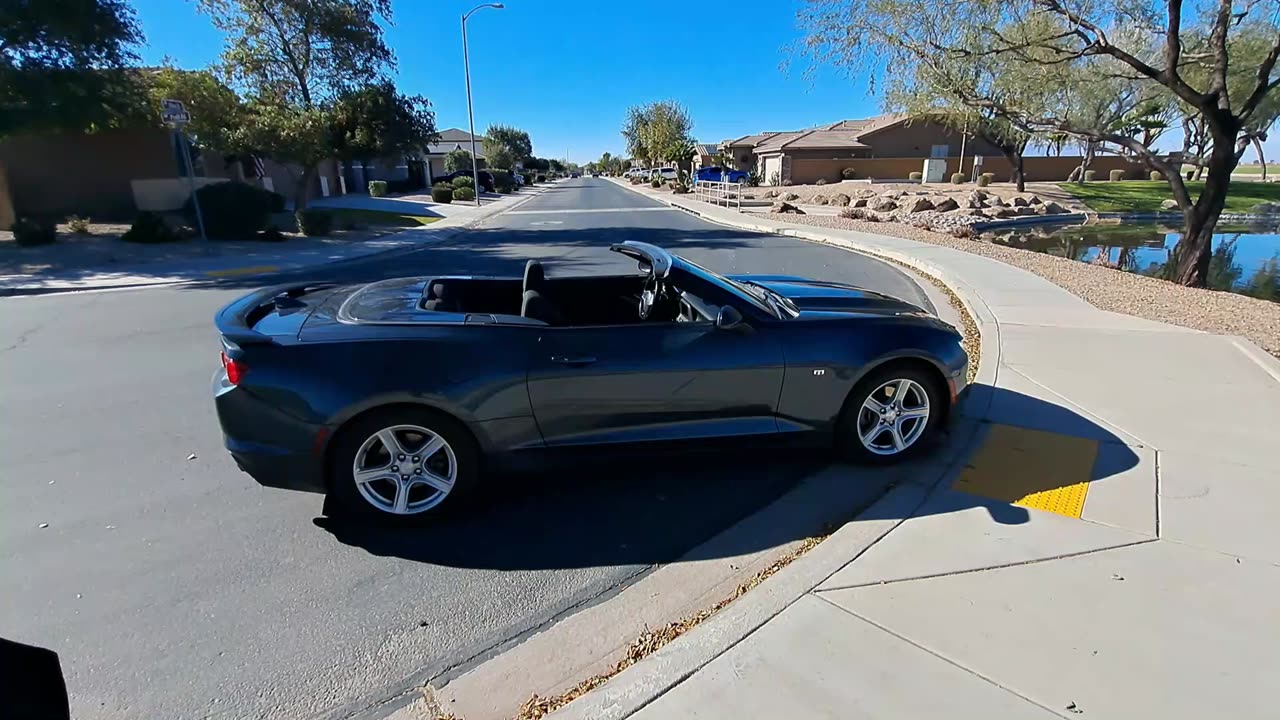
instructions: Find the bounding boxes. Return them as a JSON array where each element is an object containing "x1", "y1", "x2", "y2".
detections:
[{"x1": 983, "y1": 222, "x2": 1280, "y2": 301}]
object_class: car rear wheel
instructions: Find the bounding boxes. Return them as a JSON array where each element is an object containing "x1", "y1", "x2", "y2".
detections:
[
  {"x1": 327, "y1": 408, "x2": 478, "y2": 522},
  {"x1": 837, "y1": 365, "x2": 942, "y2": 463}
]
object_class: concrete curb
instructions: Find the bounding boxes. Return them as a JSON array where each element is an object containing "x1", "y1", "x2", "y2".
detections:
[{"x1": 0, "y1": 185, "x2": 553, "y2": 298}]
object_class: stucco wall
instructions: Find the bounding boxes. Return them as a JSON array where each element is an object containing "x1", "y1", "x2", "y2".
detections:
[
  {"x1": 861, "y1": 120, "x2": 1006, "y2": 158},
  {"x1": 0, "y1": 128, "x2": 181, "y2": 218},
  {"x1": 789, "y1": 155, "x2": 1145, "y2": 185}
]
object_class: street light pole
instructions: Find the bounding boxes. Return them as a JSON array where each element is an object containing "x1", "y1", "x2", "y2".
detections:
[{"x1": 462, "y1": 3, "x2": 504, "y2": 207}]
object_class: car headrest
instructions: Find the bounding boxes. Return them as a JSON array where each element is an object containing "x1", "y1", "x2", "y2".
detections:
[
  {"x1": 523, "y1": 260, "x2": 546, "y2": 291},
  {"x1": 428, "y1": 280, "x2": 449, "y2": 300}
]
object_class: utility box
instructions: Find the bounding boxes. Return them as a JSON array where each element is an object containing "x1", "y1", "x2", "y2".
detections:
[{"x1": 922, "y1": 158, "x2": 947, "y2": 183}]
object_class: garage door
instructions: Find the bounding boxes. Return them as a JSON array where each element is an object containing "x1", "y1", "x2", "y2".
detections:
[{"x1": 763, "y1": 156, "x2": 783, "y2": 185}]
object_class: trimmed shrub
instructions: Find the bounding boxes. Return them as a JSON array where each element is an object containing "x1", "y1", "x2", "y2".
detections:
[
  {"x1": 11, "y1": 217, "x2": 56, "y2": 246},
  {"x1": 1149, "y1": 170, "x2": 1163, "y2": 181},
  {"x1": 368, "y1": 180, "x2": 388, "y2": 197},
  {"x1": 451, "y1": 175, "x2": 475, "y2": 190},
  {"x1": 841, "y1": 167, "x2": 857, "y2": 179},
  {"x1": 295, "y1": 209, "x2": 332, "y2": 236},
  {"x1": 976, "y1": 174, "x2": 992, "y2": 187},
  {"x1": 747, "y1": 171, "x2": 762, "y2": 186},
  {"x1": 1083, "y1": 169, "x2": 1097, "y2": 181},
  {"x1": 187, "y1": 181, "x2": 281, "y2": 239},
  {"x1": 950, "y1": 173, "x2": 965, "y2": 184},
  {"x1": 630, "y1": 177, "x2": 643, "y2": 185},
  {"x1": 121, "y1": 212, "x2": 179, "y2": 244},
  {"x1": 431, "y1": 183, "x2": 454, "y2": 203},
  {"x1": 815, "y1": 177, "x2": 828, "y2": 185},
  {"x1": 491, "y1": 170, "x2": 515, "y2": 193},
  {"x1": 452, "y1": 185, "x2": 476, "y2": 201},
  {"x1": 651, "y1": 178, "x2": 662, "y2": 188},
  {"x1": 1109, "y1": 169, "x2": 1125, "y2": 182},
  {"x1": 67, "y1": 215, "x2": 91, "y2": 234},
  {"x1": 909, "y1": 171, "x2": 923, "y2": 181}
]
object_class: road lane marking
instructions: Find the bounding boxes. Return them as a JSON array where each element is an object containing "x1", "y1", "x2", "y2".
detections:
[
  {"x1": 504, "y1": 207, "x2": 677, "y2": 215},
  {"x1": 205, "y1": 265, "x2": 281, "y2": 277},
  {"x1": 952, "y1": 423, "x2": 1098, "y2": 519}
]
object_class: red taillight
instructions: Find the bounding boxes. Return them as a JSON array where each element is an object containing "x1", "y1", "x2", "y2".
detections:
[{"x1": 220, "y1": 351, "x2": 246, "y2": 385}]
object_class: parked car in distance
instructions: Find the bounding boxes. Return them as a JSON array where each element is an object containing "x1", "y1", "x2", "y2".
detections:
[
  {"x1": 213, "y1": 242, "x2": 968, "y2": 522},
  {"x1": 624, "y1": 168, "x2": 648, "y2": 179},
  {"x1": 432, "y1": 170, "x2": 495, "y2": 192},
  {"x1": 694, "y1": 166, "x2": 749, "y2": 184},
  {"x1": 651, "y1": 167, "x2": 679, "y2": 181}
]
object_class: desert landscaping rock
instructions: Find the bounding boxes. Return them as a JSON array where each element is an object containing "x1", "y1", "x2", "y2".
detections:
[
  {"x1": 852, "y1": 197, "x2": 869, "y2": 207},
  {"x1": 988, "y1": 195, "x2": 1007, "y2": 206},
  {"x1": 1039, "y1": 201, "x2": 1066, "y2": 214},
  {"x1": 933, "y1": 197, "x2": 960, "y2": 212},
  {"x1": 770, "y1": 201, "x2": 806, "y2": 214},
  {"x1": 904, "y1": 197, "x2": 935, "y2": 213},
  {"x1": 832, "y1": 193, "x2": 851, "y2": 207},
  {"x1": 1160, "y1": 199, "x2": 1180, "y2": 210},
  {"x1": 782, "y1": 192, "x2": 800, "y2": 201},
  {"x1": 1011, "y1": 196, "x2": 1029, "y2": 207},
  {"x1": 1028, "y1": 196, "x2": 1043, "y2": 205},
  {"x1": 869, "y1": 196, "x2": 899, "y2": 212},
  {"x1": 812, "y1": 194, "x2": 828, "y2": 205}
]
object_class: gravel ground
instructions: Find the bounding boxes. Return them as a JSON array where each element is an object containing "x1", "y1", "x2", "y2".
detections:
[{"x1": 779, "y1": 214, "x2": 1280, "y2": 359}]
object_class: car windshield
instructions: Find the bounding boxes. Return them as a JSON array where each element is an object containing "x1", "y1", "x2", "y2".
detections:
[{"x1": 674, "y1": 255, "x2": 797, "y2": 319}]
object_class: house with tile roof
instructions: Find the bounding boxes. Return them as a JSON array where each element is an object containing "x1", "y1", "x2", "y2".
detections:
[{"x1": 719, "y1": 114, "x2": 1006, "y2": 185}]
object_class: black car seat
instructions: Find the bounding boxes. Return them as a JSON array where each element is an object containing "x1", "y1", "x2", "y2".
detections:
[
  {"x1": 521, "y1": 260, "x2": 566, "y2": 324},
  {"x1": 423, "y1": 281, "x2": 456, "y2": 311}
]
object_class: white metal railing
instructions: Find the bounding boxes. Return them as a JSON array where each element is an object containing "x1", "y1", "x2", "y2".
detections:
[{"x1": 693, "y1": 179, "x2": 744, "y2": 211}]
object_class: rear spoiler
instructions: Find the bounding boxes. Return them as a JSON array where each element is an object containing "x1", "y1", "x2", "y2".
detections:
[{"x1": 214, "y1": 282, "x2": 335, "y2": 345}]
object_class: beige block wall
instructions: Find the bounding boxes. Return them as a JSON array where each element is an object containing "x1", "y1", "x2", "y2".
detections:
[
  {"x1": 0, "y1": 162, "x2": 15, "y2": 229},
  {"x1": 131, "y1": 177, "x2": 229, "y2": 212}
]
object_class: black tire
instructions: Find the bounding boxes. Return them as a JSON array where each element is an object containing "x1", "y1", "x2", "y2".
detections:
[
  {"x1": 327, "y1": 406, "x2": 480, "y2": 523},
  {"x1": 836, "y1": 364, "x2": 944, "y2": 464}
]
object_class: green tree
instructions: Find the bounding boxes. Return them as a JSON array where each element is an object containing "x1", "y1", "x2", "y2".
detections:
[
  {"x1": 329, "y1": 81, "x2": 438, "y2": 165},
  {"x1": 483, "y1": 124, "x2": 532, "y2": 170},
  {"x1": 549, "y1": 159, "x2": 566, "y2": 173},
  {"x1": 197, "y1": 0, "x2": 396, "y2": 209},
  {"x1": 0, "y1": 0, "x2": 144, "y2": 137},
  {"x1": 445, "y1": 147, "x2": 472, "y2": 173},
  {"x1": 798, "y1": 0, "x2": 1280, "y2": 288},
  {"x1": 144, "y1": 66, "x2": 247, "y2": 158}
]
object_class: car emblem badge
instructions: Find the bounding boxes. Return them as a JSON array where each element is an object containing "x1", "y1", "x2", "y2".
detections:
[{"x1": 813, "y1": 369, "x2": 826, "y2": 376}]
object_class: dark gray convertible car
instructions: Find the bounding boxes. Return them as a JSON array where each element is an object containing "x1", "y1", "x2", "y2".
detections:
[{"x1": 214, "y1": 242, "x2": 967, "y2": 520}]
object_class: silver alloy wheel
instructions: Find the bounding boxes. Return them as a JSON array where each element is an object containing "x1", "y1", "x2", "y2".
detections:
[
  {"x1": 352, "y1": 424, "x2": 457, "y2": 515},
  {"x1": 856, "y1": 378, "x2": 931, "y2": 456}
]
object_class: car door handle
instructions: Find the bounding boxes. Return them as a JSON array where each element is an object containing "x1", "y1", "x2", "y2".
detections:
[{"x1": 550, "y1": 355, "x2": 597, "y2": 366}]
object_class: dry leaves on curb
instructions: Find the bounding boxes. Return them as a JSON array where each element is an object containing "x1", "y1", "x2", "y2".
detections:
[{"x1": 513, "y1": 535, "x2": 828, "y2": 720}]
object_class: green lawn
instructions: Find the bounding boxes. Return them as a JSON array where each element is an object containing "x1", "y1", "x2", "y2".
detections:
[
  {"x1": 1058, "y1": 181, "x2": 1280, "y2": 213},
  {"x1": 324, "y1": 208, "x2": 440, "y2": 227}
]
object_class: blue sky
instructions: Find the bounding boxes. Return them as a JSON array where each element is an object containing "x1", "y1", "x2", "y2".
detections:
[
  {"x1": 130, "y1": 0, "x2": 1275, "y2": 164},
  {"x1": 130, "y1": 0, "x2": 880, "y2": 162}
]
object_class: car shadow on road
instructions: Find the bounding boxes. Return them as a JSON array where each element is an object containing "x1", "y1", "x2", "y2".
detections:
[{"x1": 311, "y1": 387, "x2": 1139, "y2": 571}]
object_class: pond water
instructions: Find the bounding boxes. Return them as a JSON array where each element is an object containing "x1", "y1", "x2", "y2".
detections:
[{"x1": 982, "y1": 221, "x2": 1280, "y2": 301}]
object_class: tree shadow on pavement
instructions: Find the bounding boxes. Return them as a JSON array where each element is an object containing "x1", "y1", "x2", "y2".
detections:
[{"x1": 312, "y1": 387, "x2": 1138, "y2": 571}]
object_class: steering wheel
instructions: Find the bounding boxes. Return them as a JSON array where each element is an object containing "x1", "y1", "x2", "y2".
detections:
[{"x1": 638, "y1": 275, "x2": 658, "y2": 320}]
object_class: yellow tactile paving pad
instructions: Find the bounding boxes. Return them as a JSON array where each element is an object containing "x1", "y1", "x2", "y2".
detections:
[{"x1": 952, "y1": 424, "x2": 1099, "y2": 519}]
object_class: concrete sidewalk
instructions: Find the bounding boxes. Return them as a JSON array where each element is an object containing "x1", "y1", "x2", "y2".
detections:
[
  {"x1": 0, "y1": 184, "x2": 556, "y2": 295},
  {"x1": 549, "y1": 182, "x2": 1280, "y2": 719}
]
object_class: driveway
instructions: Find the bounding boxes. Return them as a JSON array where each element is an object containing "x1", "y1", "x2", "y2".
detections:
[{"x1": 0, "y1": 178, "x2": 929, "y2": 719}]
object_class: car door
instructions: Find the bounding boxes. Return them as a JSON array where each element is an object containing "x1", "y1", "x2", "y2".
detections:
[{"x1": 525, "y1": 318, "x2": 785, "y2": 446}]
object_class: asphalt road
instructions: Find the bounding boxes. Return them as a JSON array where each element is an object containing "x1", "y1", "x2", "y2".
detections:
[{"x1": 0, "y1": 178, "x2": 928, "y2": 719}]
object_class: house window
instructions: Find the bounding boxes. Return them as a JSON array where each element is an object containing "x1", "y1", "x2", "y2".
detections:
[{"x1": 930, "y1": 144, "x2": 950, "y2": 158}]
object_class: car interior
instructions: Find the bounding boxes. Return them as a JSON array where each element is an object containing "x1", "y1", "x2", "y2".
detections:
[{"x1": 420, "y1": 260, "x2": 723, "y2": 327}]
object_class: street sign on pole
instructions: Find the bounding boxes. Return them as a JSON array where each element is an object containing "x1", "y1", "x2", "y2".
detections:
[{"x1": 162, "y1": 99, "x2": 207, "y2": 241}]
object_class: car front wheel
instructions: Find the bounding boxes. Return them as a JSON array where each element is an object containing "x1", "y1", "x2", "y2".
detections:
[
  {"x1": 837, "y1": 366, "x2": 942, "y2": 463},
  {"x1": 327, "y1": 408, "x2": 478, "y2": 522}
]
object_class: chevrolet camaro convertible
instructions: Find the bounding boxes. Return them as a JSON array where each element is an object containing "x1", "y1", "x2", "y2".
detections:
[{"x1": 213, "y1": 241, "x2": 967, "y2": 521}]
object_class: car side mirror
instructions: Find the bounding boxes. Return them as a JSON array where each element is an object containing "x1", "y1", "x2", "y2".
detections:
[{"x1": 716, "y1": 305, "x2": 744, "y2": 330}]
